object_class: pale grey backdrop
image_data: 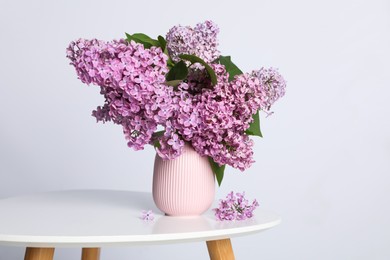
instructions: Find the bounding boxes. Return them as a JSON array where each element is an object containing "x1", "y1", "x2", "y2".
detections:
[{"x1": 1, "y1": 0, "x2": 389, "y2": 259}]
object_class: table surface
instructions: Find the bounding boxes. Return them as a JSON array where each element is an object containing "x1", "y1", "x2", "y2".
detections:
[{"x1": 0, "y1": 190, "x2": 281, "y2": 248}]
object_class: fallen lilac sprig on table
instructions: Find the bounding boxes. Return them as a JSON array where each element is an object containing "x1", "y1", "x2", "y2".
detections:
[
  {"x1": 213, "y1": 192, "x2": 259, "y2": 221},
  {"x1": 141, "y1": 210, "x2": 155, "y2": 221}
]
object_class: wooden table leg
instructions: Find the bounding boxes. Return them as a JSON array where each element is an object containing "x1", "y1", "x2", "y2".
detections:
[
  {"x1": 24, "y1": 248, "x2": 55, "y2": 260},
  {"x1": 81, "y1": 248, "x2": 101, "y2": 260},
  {"x1": 206, "y1": 239, "x2": 235, "y2": 260}
]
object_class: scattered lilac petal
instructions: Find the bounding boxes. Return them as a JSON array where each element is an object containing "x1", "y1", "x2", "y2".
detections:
[{"x1": 141, "y1": 210, "x2": 155, "y2": 221}]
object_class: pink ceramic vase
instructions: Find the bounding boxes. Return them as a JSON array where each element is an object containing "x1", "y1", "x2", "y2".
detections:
[{"x1": 152, "y1": 143, "x2": 215, "y2": 216}]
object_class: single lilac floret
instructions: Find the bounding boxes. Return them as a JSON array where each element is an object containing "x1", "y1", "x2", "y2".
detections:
[{"x1": 141, "y1": 210, "x2": 155, "y2": 221}]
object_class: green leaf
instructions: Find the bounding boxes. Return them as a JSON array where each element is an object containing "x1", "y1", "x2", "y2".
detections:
[
  {"x1": 167, "y1": 58, "x2": 175, "y2": 69},
  {"x1": 157, "y1": 35, "x2": 167, "y2": 52},
  {"x1": 165, "y1": 80, "x2": 183, "y2": 87},
  {"x1": 157, "y1": 35, "x2": 174, "y2": 69},
  {"x1": 166, "y1": 60, "x2": 188, "y2": 81},
  {"x1": 217, "y1": 55, "x2": 243, "y2": 81},
  {"x1": 152, "y1": 130, "x2": 165, "y2": 148},
  {"x1": 208, "y1": 157, "x2": 226, "y2": 186},
  {"x1": 245, "y1": 111, "x2": 263, "y2": 137},
  {"x1": 153, "y1": 141, "x2": 161, "y2": 149},
  {"x1": 179, "y1": 54, "x2": 217, "y2": 86},
  {"x1": 125, "y1": 33, "x2": 160, "y2": 49},
  {"x1": 153, "y1": 130, "x2": 165, "y2": 137},
  {"x1": 157, "y1": 35, "x2": 175, "y2": 69}
]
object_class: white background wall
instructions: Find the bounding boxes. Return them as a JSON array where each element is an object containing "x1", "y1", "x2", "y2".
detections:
[{"x1": 1, "y1": 0, "x2": 389, "y2": 259}]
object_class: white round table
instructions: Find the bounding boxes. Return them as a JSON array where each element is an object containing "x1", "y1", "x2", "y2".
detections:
[{"x1": 0, "y1": 190, "x2": 280, "y2": 260}]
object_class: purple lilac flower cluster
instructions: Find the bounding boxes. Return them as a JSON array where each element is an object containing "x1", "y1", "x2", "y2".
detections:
[
  {"x1": 252, "y1": 68, "x2": 287, "y2": 111},
  {"x1": 67, "y1": 20, "x2": 286, "y2": 171},
  {"x1": 157, "y1": 64, "x2": 285, "y2": 170},
  {"x1": 171, "y1": 64, "x2": 258, "y2": 170},
  {"x1": 67, "y1": 38, "x2": 173, "y2": 150},
  {"x1": 166, "y1": 20, "x2": 220, "y2": 64},
  {"x1": 214, "y1": 191, "x2": 259, "y2": 221}
]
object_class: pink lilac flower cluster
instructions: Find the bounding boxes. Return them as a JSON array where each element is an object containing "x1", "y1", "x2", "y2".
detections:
[
  {"x1": 67, "y1": 20, "x2": 286, "y2": 171},
  {"x1": 166, "y1": 20, "x2": 220, "y2": 64},
  {"x1": 252, "y1": 68, "x2": 287, "y2": 111},
  {"x1": 214, "y1": 191, "x2": 259, "y2": 221},
  {"x1": 66, "y1": 38, "x2": 175, "y2": 151},
  {"x1": 154, "y1": 64, "x2": 285, "y2": 170},
  {"x1": 167, "y1": 64, "x2": 257, "y2": 170}
]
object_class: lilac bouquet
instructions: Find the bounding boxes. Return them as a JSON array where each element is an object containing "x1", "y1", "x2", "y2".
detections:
[{"x1": 66, "y1": 21, "x2": 286, "y2": 185}]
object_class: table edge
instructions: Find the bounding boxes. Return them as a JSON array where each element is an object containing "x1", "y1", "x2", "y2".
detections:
[{"x1": 0, "y1": 218, "x2": 281, "y2": 247}]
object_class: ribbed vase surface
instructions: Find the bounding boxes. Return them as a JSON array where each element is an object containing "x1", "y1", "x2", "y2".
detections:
[{"x1": 152, "y1": 143, "x2": 215, "y2": 216}]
